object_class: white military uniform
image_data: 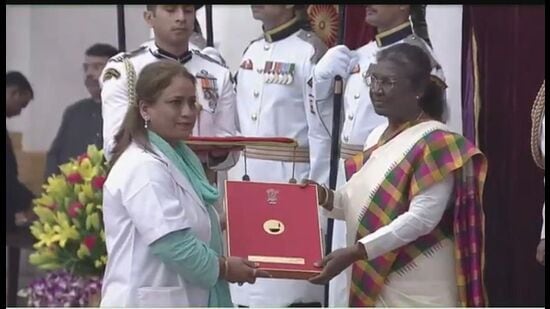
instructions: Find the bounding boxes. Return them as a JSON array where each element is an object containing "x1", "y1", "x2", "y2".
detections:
[
  {"x1": 227, "y1": 17, "x2": 332, "y2": 307},
  {"x1": 101, "y1": 142, "x2": 217, "y2": 307},
  {"x1": 100, "y1": 40, "x2": 238, "y2": 171},
  {"x1": 312, "y1": 21, "x2": 447, "y2": 307}
]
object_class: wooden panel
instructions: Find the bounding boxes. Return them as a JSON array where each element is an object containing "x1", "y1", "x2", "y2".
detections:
[
  {"x1": 9, "y1": 132, "x2": 47, "y2": 195},
  {"x1": 19, "y1": 152, "x2": 47, "y2": 194}
]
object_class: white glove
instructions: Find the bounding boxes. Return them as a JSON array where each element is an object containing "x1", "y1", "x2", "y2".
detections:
[
  {"x1": 313, "y1": 45, "x2": 358, "y2": 82},
  {"x1": 202, "y1": 47, "x2": 226, "y2": 65}
]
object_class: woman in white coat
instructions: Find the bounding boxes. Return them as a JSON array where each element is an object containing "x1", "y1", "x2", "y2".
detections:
[{"x1": 100, "y1": 60, "x2": 269, "y2": 307}]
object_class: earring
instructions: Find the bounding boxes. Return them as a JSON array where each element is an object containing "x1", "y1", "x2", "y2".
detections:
[
  {"x1": 415, "y1": 95, "x2": 420, "y2": 100},
  {"x1": 144, "y1": 117, "x2": 150, "y2": 129}
]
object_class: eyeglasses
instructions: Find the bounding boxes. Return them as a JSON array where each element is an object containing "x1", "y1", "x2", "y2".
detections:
[{"x1": 364, "y1": 74, "x2": 399, "y2": 91}]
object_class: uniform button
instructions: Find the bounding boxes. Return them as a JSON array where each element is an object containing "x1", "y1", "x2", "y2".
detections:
[
  {"x1": 348, "y1": 114, "x2": 354, "y2": 120},
  {"x1": 96, "y1": 133, "x2": 100, "y2": 137},
  {"x1": 264, "y1": 44, "x2": 270, "y2": 51},
  {"x1": 253, "y1": 90, "x2": 259, "y2": 98},
  {"x1": 251, "y1": 113, "x2": 258, "y2": 121},
  {"x1": 306, "y1": 33, "x2": 312, "y2": 38},
  {"x1": 354, "y1": 93, "x2": 360, "y2": 99},
  {"x1": 343, "y1": 136, "x2": 349, "y2": 142}
]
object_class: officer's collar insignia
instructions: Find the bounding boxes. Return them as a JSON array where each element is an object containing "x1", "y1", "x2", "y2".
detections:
[
  {"x1": 240, "y1": 59, "x2": 253, "y2": 70},
  {"x1": 263, "y1": 17, "x2": 301, "y2": 43},
  {"x1": 375, "y1": 21, "x2": 413, "y2": 47},
  {"x1": 150, "y1": 44, "x2": 193, "y2": 64},
  {"x1": 350, "y1": 64, "x2": 360, "y2": 74},
  {"x1": 102, "y1": 68, "x2": 121, "y2": 82}
]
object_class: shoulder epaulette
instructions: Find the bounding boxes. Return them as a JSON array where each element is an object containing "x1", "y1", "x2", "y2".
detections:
[
  {"x1": 297, "y1": 29, "x2": 328, "y2": 63},
  {"x1": 192, "y1": 49, "x2": 228, "y2": 69},
  {"x1": 108, "y1": 52, "x2": 127, "y2": 63},
  {"x1": 241, "y1": 36, "x2": 263, "y2": 57},
  {"x1": 109, "y1": 46, "x2": 147, "y2": 63}
]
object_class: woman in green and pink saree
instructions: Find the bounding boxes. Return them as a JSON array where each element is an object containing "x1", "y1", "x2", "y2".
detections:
[{"x1": 304, "y1": 43, "x2": 488, "y2": 307}]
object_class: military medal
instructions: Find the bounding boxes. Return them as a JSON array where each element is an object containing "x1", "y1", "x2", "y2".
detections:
[
  {"x1": 276, "y1": 62, "x2": 284, "y2": 84},
  {"x1": 282, "y1": 63, "x2": 290, "y2": 85},
  {"x1": 267, "y1": 62, "x2": 275, "y2": 83},
  {"x1": 283, "y1": 63, "x2": 292, "y2": 85},
  {"x1": 287, "y1": 63, "x2": 295, "y2": 85},
  {"x1": 262, "y1": 61, "x2": 296, "y2": 85},
  {"x1": 195, "y1": 69, "x2": 219, "y2": 112},
  {"x1": 263, "y1": 61, "x2": 271, "y2": 83}
]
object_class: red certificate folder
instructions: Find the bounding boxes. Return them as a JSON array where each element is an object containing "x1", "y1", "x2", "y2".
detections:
[{"x1": 224, "y1": 180, "x2": 324, "y2": 280}]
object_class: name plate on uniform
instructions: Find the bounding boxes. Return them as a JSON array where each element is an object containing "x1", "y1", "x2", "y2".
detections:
[{"x1": 225, "y1": 180, "x2": 324, "y2": 280}]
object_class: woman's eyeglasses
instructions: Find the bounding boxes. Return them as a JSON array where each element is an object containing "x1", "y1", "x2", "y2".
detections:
[{"x1": 364, "y1": 74, "x2": 399, "y2": 91}]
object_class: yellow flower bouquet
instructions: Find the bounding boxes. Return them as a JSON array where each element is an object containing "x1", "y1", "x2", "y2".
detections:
[{"x1": 29, "y1": 145, "x2": 107, "y2": 277}]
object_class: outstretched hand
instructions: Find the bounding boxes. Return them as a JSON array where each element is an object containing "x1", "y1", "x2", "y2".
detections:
[
  {"x1": 225, "y1": 257, "x2": 272, "y2": 285},
  {"x1": 299, "y1": 178, "x2": 320, "y2": 188},
  {"x1": 308, "y1": 244, "x2": 367, "y2": 285},
  {"x1": 300, "y1": 179, "x2": 332, "y2": 210},
  {"x1": 300, "y1": 178, "x2": 324, "y2": 201}
]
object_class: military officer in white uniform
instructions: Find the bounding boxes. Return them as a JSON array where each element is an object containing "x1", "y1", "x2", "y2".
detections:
[
  {"x1": 311, "y1": 5, "x2": 447, "y2": 307},
  {"x1": 101, "y1": 5, "x2": 237, "y2": 172},
  {"x1": 227, "y1": 5, "x2": 332, "y2": 307}
]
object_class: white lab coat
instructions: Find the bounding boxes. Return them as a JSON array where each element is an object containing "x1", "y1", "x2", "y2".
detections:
[{"x1": 100, "y1": 142, "x2": 215, "y2": 307}]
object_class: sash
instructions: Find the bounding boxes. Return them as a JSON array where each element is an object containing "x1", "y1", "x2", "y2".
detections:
[{"x1": 345, "y1": 121, "x2": 488, "y2": 307}]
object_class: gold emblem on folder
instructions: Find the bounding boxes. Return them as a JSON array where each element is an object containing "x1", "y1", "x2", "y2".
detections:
[
  {"x1": 266, "y1": 188, "x2": 279, "y2": 205},
  {"x1": 263, "y1": 219, "x2": 285, "y2": 235}
]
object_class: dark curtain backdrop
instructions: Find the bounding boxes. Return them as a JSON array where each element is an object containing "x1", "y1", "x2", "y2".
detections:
[
  {"x1": 463, "y1": 5, "x2": 545, "y2": 306},
  {"x1": 343, "y1": 5, "x2": 376, "y2": 49}
]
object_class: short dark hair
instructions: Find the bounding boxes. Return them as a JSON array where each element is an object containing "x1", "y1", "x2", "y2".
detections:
[
  {"x1": 6, "y1": 71, "x2": 34, "y2": 98},
  {"x1": 377, "y1": 43, "x2": 446, "y2": 121},
  {"x1": 85, "y1": 43, "x2": 119, "y2": 59}
]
